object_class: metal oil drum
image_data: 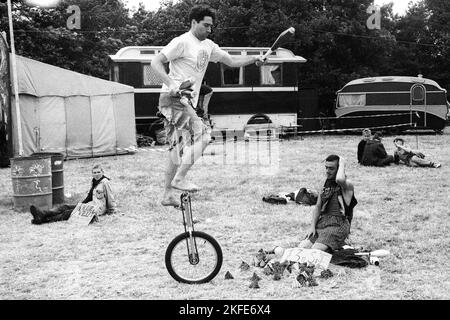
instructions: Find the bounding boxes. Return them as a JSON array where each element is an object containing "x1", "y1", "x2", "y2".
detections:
[{"x1": 10, "y1": 155, "x2": 52, "y2": 211}]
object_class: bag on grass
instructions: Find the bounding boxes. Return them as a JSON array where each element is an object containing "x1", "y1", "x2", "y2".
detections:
[
  {"x1": 294, "y1": 188, "x2": 318, "y2": 206},
  {"x1": 330, "y1": 248, "x2": 368, "y2": 268},
  {"x1": 262, "y1": 194, "x2": 288, "y2": 205}
]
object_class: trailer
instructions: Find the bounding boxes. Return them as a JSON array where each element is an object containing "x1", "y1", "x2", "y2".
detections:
[
  {"x1": 108, "y1": 46, "x2": 306, "y2": 139},
  {"x1": 335, "y1": 76, "x2": 449, "y2": 134}
]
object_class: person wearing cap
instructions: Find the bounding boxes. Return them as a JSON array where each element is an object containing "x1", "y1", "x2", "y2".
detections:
[
  {"x1": 360, "y1": 131, "x2": 395, "y2": 167},
  {"x1": 393, "y1": 137, "x2": 441, "y2": 168},
  {"x1": 357, "y1": 128, "x2": 372, "y2": 164}
]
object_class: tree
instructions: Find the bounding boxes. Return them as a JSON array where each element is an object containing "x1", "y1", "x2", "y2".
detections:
[
  {"x1": 1, "y1": 0, "x2": 446, "y2": 108},
  {"x1": 425, "y1": 0, "x2": 450, "y2": 89},
  {"x1": 0, "y1": 0, "x2": 133, "y2": 79}
]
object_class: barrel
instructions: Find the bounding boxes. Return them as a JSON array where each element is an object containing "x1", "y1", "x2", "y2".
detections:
[
  {"x1": 32, "y1": 152, "x2": 64, "y2": 205},
  {"x1": 10, "y1": 155, "x2": 53, "y2": 212}
]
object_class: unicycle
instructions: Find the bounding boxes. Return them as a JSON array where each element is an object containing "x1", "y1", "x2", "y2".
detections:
[{"x1": 165, "y1": 192, "x2": 223, "y2": 284}]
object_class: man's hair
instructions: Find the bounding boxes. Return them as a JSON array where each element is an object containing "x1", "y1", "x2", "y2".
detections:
[
  {"x1": 325, "y1": 154, "x2": 340, "y2": 163},
  {"x1": 362, "y1": 128, "x2": 371, "y2": 135},
  {"x1": 92, "y1": 164, "x2": 103, "y2": 171},
  {"x1": 393, "y1": 137, "x2": 405, "y2": 144},
  {"x1": 373, "y1": 131, "x2": 383, "y2": 140},
  {"x1": 189, "y1": 4, "x2": 216, "y2": 23}
]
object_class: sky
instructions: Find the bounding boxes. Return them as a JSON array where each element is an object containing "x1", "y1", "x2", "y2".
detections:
[{"x1": 123, "y1": 0, "x2": 421, "y2": 15}]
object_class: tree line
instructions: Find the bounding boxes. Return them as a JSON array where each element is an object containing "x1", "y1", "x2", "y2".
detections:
[{"x1": 1, "y1": 0, "x2": 449, "y2": 113}]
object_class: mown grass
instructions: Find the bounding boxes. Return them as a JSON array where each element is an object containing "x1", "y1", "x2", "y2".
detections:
[{"x1": 0, "y1": 129, "x2": 449, "y2": 300}]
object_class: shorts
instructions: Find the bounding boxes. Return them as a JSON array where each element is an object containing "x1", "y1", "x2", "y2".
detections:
[
  {"x1": 307, "y1": 214, "x2": 350, "y2": 250},
  {"x1": 158, "y1": 93, "x2": 210, "y2": 153}
]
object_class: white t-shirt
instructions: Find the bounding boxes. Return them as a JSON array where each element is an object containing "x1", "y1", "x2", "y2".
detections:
[{"x1": 160, "y1": 31, "x2": 229, "y2": 107}]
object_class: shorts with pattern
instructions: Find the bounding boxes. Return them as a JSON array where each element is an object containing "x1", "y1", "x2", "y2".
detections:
[
  {"x1": 307, "y1": 214, "x2": 350, "y2": 250},
  {"x1": 158, "y1": 93, "x2": 211, "y2": 154}
]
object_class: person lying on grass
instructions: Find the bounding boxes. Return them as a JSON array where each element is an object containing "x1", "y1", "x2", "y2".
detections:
[
  {"x1": 393, "y1": 137, "x2": 441, "y2": 168},
  {"x1": 264, "y1": 155, "x2": 357, "y2": 257},
  {"x1": 29, "y1": 164, "x2": 116, "y2": 224}
]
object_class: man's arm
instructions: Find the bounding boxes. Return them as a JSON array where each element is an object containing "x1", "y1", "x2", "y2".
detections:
[
  {"x1": 305, "y1": 192, "x2": 322, "y2": 238},
  {"x1": 103, "y1": 180, "x2": 117, "y2": 214},
  {"x1": 394, "y1": 143, "x2": 424, "y2": 157},
  {"x1": 357, "y1": 140, "x2": 365, "y2": 163},
  {"x1": 219, "y1": 54, "x2": 264, "y2": 68},
  {"x1": 394, "y1": 142, "x2": 412, "y2": 154},
  {"x1": 150, "y1": 53, "x2": 178, "y2": 95},
  {"x1": 335, "y1": 157, "x2": 354, "y2": 203},
  {"x1": 373, "y1": 142, "x2": 388, "y2": 158}
]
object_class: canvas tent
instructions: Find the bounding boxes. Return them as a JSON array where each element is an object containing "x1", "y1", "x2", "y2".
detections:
[{"x1": 10, "y1": 54, "x2": 136, "y2": 158}]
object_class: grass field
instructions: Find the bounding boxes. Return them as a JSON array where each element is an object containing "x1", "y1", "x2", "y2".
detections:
[{"x1": 0, "y1": 128, "x2": 449, "y2": 300}]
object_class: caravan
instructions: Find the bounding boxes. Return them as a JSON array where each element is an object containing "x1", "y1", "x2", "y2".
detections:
[
  {"x1": 335, "y1": 76, "x2": 449, "y2": 134},
  {"x1": 108, "y1": 46, "x2": 306, "y2": 138}
]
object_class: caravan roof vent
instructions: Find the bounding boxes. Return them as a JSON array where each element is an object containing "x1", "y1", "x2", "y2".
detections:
[
  {"x1": 362, "y1": 78, "x2": 376, "y2": 82},
  {"x1": 382, "y1": 77, "x2": 394, "y2": 81},
  {"x1": 412, "y1": 77, "x2": 426, "y2": 83}
]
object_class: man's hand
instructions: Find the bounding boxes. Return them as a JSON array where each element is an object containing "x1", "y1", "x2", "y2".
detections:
[
  {"x1": 168, "y1": 82, "x2": 179, "y2": 97},
  {"x1": 254, "y1": 55, "x2": 266, "y2": 67},
  {"x1": 414, "y1": 151, "x2": 425, "y2": 158},
  {"x1": 305, "y1": 226, "x2": 316, "y2": 239}
]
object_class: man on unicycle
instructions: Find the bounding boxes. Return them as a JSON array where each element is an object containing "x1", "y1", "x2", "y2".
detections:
[{"x1": 151, "y1": 4, "x2": 265, "y2": 207}]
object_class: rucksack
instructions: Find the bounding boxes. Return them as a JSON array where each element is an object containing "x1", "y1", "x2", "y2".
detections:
[
  {"x1": 262, "y1": 194, "x2": 288, "y2": 205},
  {"x1": 294, "y1": 188, "x2": 318, "y2": 205},
  {"x1": 330, "y1": 248, "x2": 368, "y2": 268}
]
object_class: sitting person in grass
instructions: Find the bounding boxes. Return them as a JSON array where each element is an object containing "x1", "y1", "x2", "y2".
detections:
[
  {"x1": 357, "y1": 128, "x2": 372, "y2": 164},
  {"x1": 29, "y1": 164, "x2": 116, "y2": 224},
  {"x1": 261, "y1": 155, "x2": 357, "y2": 258},
  {"x1": 360, "y1": 131, "x2": 395, "y2": 167},
  {"x1": 393, "y1": 137, "x2": 441, "y2": 168}
]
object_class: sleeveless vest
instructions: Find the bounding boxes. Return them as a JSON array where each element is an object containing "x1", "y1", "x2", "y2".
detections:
[{"x1": 320, "y1": 179, "x2": 357, "y2": 224}]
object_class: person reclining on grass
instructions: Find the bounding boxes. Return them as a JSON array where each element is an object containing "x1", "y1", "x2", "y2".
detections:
[
  {"x1": 360, "y1": 131, "x2": 395, "y2": 167},
  {"x1": 357, "y1": 128, "x2": 372, "y2": 164},
  {"x1": 393, "y1": 137, "x2": 441, "y2": 168},
  {"x1": 262, "y1": 155, "x2": 357, "y2": 257},
  {"x1": 29, "y1": 164, "x2": 116, "y2": 224}
]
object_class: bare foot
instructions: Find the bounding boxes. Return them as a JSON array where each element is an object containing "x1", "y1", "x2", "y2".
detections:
[
  {"x1": 161, "y1": 196, "x2": 180, "y2": 208},
  {"x1": 171, "y1": 180, "x2": 200, "y2": 192}
]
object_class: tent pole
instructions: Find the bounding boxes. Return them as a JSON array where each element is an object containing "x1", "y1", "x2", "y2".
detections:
[
  {"x1": 1, "y1": 32, "x2": 13, "y2": 160},
  {"x1": 7, "y1": 0, "x2": 23, "y2": 156}
]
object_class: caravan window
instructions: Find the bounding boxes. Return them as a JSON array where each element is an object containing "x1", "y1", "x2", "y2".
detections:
[
  {"x1": 143, "y1": 64, "x2": 163, "y2": 86},
  {"x1": 221, "y1": 64, "x2": 244, "y2": 86},
  {"x1": 113, "y1": 65, "x2": 120, "y2": 82},
  {"x1": 260, "y1": 64, "x2": 282, "y2": 85},
  {"x1": 338, "y1": 94, "x2": 366, "y2": 108}
]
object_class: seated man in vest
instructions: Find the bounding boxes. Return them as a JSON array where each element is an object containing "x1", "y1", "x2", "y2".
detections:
[
  {"x1": 262, "y1": 155, "x2": 357, "y2": 258},
  {"x1": 360, "y1": 131, "x2": 395, "y2": 167}
]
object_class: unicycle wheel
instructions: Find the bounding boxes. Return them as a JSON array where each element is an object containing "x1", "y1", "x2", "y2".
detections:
[{"x1": 165, "y1": 231, "x2": 223, "y2": 284}]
